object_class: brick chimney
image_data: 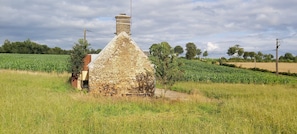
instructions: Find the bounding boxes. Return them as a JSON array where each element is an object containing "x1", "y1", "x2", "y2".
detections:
[{"x1": 115, "y1": 13, "x2": 131, "y2": 35}]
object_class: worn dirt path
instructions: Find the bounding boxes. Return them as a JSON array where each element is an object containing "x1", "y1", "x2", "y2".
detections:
[{"x1": 154, "y1": 88, "x2": 190, "y2": 100}]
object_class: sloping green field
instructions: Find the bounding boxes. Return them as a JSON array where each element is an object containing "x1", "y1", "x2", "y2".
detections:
[
  {"x1": 1, "y1": 70, "x2": 297, "y2": 133},
  {"x1": 1, "y1": 54, "x2": 296, "y2": 84}
]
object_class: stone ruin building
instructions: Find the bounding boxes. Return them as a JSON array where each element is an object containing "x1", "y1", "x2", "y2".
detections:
[{"x1": 75, "y1": 13, "x2": 155, "y2": 96}]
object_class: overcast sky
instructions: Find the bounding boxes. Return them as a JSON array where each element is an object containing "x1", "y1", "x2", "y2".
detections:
[{"x1": 1, "y1": 0, "x2": 296, "y2": 57}]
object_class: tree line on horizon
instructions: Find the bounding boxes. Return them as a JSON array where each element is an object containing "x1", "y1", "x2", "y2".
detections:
[
  {"x1": 151, "y1": 42, "x2": 296, "y2": 62},
  {"x1": 151, "y1": 42, "x2": 208, "y2": 60},
  {"x1": 226, "y1": 44, "x2": 297, "y2": 62},
  {"x1": 1, "y1": 39, "x2": 296, "y2": 62},
  {"x1": 0, "y1": 39, "x2": 101, "y2": 55}
]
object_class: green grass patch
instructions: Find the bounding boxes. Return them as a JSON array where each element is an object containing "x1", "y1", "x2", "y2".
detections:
[
  {"x1": 172, "y1": 82, "x2": 297, "y2": 133},
  {"x1": 1, "y1": 70, "x2": 297, "y2": 133},
  {"x1": 0, "y1": 70, "x2": 214, "y2": 133}
]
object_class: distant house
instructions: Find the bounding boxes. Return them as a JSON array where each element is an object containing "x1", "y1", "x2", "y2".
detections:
[{"x1": 73, "y1": 14, "x2": 155, "y2": 96}]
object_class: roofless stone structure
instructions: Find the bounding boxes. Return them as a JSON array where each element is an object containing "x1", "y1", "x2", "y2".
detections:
[{"x1": 87, "y1": 14, "x2": 155, "y2": 96}]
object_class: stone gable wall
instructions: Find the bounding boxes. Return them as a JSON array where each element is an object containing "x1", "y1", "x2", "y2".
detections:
[{"x1": 88, "y1": 32, "x2": 155, "y2": 96}]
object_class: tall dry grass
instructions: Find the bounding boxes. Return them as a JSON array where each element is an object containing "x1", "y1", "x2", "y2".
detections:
[
  {"x1": 173, "y1": 82, "x2": 297, "y2": 133},
  {"x1": 229, "y1": 62, "x2": 297, "y2": 73},
  {"x1": 1, "y1": 70, "x2": 297, "y2": 133}
]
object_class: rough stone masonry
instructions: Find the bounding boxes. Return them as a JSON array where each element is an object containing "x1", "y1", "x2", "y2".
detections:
[{"x1": 88, "y1": 14, "x2": 155, "y2": 96}]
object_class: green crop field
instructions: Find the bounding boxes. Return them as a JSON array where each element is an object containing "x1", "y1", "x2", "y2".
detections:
[
  {"x1": 180, "y1": 59, "x2": 296, "y2": 84},
  {"x1": 0, "y1": 54, "x2": 69, "y2": 73},
  {"x1": 1, "y1": 70, "x2": 297, "y2": 133},
  {"x1": 1, "y1": 54, "x2": 296, "y2": 85}
]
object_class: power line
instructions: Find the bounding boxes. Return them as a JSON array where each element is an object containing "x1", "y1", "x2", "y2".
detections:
[
  {"x1": 130, "y1": 0, "x2": 132, "y2": 18},
  {"x1": 130, "y1": 0, "x2": 132, "y2": 35}
]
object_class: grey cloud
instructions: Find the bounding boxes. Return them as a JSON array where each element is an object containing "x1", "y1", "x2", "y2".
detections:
[{"x1": 0, "y1": 0, "x2": 296, "y2": 57}]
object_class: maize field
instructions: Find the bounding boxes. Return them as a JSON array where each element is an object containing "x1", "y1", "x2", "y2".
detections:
[
  {"x1": 180, "y1": 59, "x2": 296, "y2": 84},
  {"x1": 0, "y1": 54, "x2": 69, "y2": 73},
  {"x1": 0, "y1": 54, "x2": 296, "y2": 84}
]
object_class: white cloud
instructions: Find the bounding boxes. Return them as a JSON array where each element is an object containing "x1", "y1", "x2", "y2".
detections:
[{"x1": 206, "y1": 42, "x2": 219, "y2": 52}]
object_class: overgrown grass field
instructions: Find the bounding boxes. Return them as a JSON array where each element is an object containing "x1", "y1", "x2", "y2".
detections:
[
  {"x1": 229, "y1": 62, "x2": 297, "y2": 73},
  {"x1": 1, "y1": 70, "x2": 297, "y2": 133}
]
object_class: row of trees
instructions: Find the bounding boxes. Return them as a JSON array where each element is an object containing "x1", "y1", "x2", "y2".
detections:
[
  {"x1": 0, "y1": 39, "x2": 69, "y2": 54},
  {"x1": 0, "y1": 39, "x2": 101, "y2": 54},
  {"x1": 279, "y1": 53, "x2": 297, "y2": 62},
  {"x1": 227, "y1": 45, "x2": 297, "y2": 62},
  {"x1": 172, "y1": 42, "x2": 208, "y2": 60},
  {"x1": 160, "y1": 43, "x2": 296, "y2": 62}
]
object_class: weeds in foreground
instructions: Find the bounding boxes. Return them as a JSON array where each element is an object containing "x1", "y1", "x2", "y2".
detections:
[{"x1": 1, "y1": 70, "x2": 297, "y2": 133}]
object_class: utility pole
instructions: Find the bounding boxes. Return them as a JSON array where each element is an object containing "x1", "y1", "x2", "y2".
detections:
[
  {"x1": 83, "y1": 28, "x2": 92, "y2": 44},
  {"x1": 275, "y1": 38, "x2": 280, "y2": 75},
  {"x1": 254, "y1": 57, "x2": 256, "y2": 68},
  {"x1": 84, "y1": 28, "x2": 86, "y2": 44}
]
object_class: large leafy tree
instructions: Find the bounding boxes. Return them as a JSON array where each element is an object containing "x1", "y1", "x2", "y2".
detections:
[
  {"x1": 0, "y1": 39, "x2": 10, "y2": 53},
  {"x1": 203, "y1": 50, "x2": 208, "y2": 58},
  {"x1": 185, "y1": 42, "x2": 197, "y2": 60},
  {"x1": 227, "y1": 46, "x2": 236, "y2": 56},
  {"x1": 173, "y1": 45, "x2": 184, "y2": 56},
  {"x1": 248, "y1": 52, "x2": 256, "y2": 59},
  {"x1": 69, "y1": 39, "x2": 90, "y2": 78},
  {"x1": 196, "y1": 48, "x2": 202, "y2": 59},
  {"x1": 279, "y1": 53, "x2": 295, "y2": 62},
  {"x1": 243, "y1": 52, "x2": 249, "y2": 59},
  {"x1": 227, "y1": 44, "x2": 244, "y2": 57},
  {"x1": 149, "y1": 43, "x2": 159, "y2": 55},
  {"x1": 255, "y1": 51, "x2": 263, "y2": 62},
  {"x1": 238, "y1": 48, "x2": 244, "y2": 57},
  {"x1": 263, "y1": 54, "x2": 274, "y2": 62},
  {"x1": 284, "y1": 53, "x2": 294, "y2": 60},
  {"x1": 149, "y1": 42, "x2": 183, "y2": 91}
]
